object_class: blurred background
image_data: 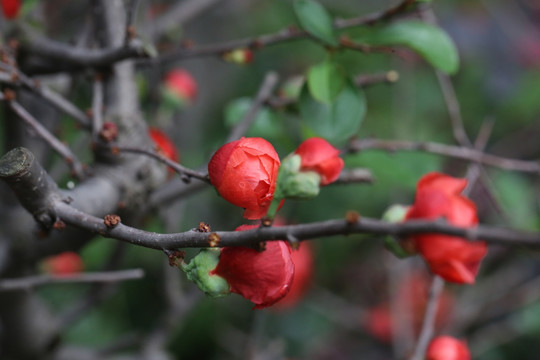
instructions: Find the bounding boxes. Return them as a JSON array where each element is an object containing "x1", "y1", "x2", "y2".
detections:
[{"x1": 3, "y1": 0, "x2": 540, "y2": 359}]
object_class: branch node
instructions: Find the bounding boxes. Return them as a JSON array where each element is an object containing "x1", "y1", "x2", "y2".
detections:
[
  {"x1": 166, "y1": 250, "x2": 186, "y2": 267},
  {"x1": 208, "y1": 233, "x2": 221, "y2": 247},
  {"x1": 345, "y1": 210, "x2": 361, "y2": 224},
  {"x1": 197, "y1": 222, "x2": 211, "y2": 233},
  {"x1": 3, "y1": 88, "x2": 16, "y2": 101},
  {"x1": 53, "y1": 219, "x2": 67, "y2": 231},
  {"x1": 104, "y1": 214, "x2": 121, "y2": 228}
]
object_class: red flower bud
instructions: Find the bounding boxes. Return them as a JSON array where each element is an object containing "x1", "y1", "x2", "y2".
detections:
[
  {"x1": 273, "y1": 241, "x2": 314, "y2": 310},
  {"x1": 1, "y1": 0, "x2": 21, "y2": 19},
  {"x1": 42, "y1": 252, "x2": 84, "y2": 276},
  {"x1": 426, "y1": 336, "x2": 471, "y2": 360},
  {"x1": 294, "y1": 137, "x2": 344, "y2": 185},
  {"x1": 223, "y1": 48, "x2": 254, "y2": 64},
  {"x1": 208, "y1": 137, "x2": 281, "y2": 219},
  {"x1": 210, "y1": 225, "x2": 294, "y2": 309},
  {"x1": 163, "y1": 69, "x2": 198, "y2": 104},
  {"x1": 149, "y1": 127, "x2": 179, "y2": 163},
  {"x1": 405, "y1": 172, "x2": 487, "y2": 284}
]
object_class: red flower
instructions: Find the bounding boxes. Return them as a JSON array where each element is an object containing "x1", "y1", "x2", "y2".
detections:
[
  {"x1": 365, "y1": 272, "x2": 454, "y2": 342},
  {"x1": 1, "y1": 0, "x2": 21, "y2": 19},
  {"x1": 149, "y1": 127, "x2": 179, "y2": 163},
  {"x1": 405, "y1": 172, "x2": 487, "y2": 284},
  {"x1": 163, "y1": 69, "x2": 198, "y2": 103},
  {"x1": 208, "y1": 137, "x2": 281, "y2": 219},
  {"x1": 426, "y1": 336, "x2": 471, "y2": 360},
  {"x1": 210, "y1": 225, "x2": 294, "y2": 309},
  {"x1": 42, "y1": 252, "x2": 84, "y2": 276},
  {"x1": 294, "y1": 137, "x2": 344, "y2": 185},
  {"x1": 273, "y1": 241, "x2": 315, "y2": 310}
]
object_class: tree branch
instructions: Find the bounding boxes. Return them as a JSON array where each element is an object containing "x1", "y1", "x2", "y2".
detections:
[
  {"x1": 0, "y1": 269, "x2": 144, "y2": 291},
  {"x1": 346, "y1": 138, "x2": 540, "y2": 173}
]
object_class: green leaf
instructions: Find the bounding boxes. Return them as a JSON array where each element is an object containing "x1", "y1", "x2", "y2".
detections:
[
  {"x1": 224, "y1": 97, "x2": 282, "y2": 139},
  {"x1": 355, "y1": 20, "x2": 459, "y2": 74},
  {"x1": 293, "y1": 0, "x2": 338, "y2": 46},
  {"x1": 298, "y1": 80, "x2": 366, "y2": 145},
  {"x1": 307, "y1": 60, "x2": 345, "y2": 104}
]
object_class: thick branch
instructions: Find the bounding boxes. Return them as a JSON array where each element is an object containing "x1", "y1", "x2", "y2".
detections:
[
  {"x1": 0, "y1": 147, "x2": 62, "y2": 226},
  {"x1": 52, "y1": 200, "x2": 540, "y2": 250}
]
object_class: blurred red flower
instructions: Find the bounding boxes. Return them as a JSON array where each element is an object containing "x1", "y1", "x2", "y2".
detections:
[
  {"x1": 42, "y1": 252, "x2": 84, "y2": 276},
  {"x1": 211, "y1": 225, "x2": 294, "y2": 309},
  {"x1": 426, "y1": 336, "x2": 471, "y2": 360},
  {"x1": 208, "y1": 137, "x2": 281, "y2": 219},
  {"x1": 405, "y1": 172, "x2": 487, "y2": 284},
  {"x1": 163, "y1": 69, "x2": 197, "y2": 103},
  {"x1": 1, "y1": 0, "x2": 20, "y2": 19},
  {"x1": 365, "y1": 272, "x2": 454, "y2": 342},
  {"x1": 294, "y1": 137, "x2": 344, "y2": 185}
]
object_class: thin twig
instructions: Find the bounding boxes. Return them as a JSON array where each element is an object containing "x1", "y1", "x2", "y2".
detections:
[
  {"x1": 124, "y1": 0, "x2": 141, "y2": 46},
  {"x1": 8, "y1": 99, "x2": 86, "y2": 179},
  {"x1": 354, "y1": 70, "x2": 400, "y2": 88},
  {"x1": 346, "y1": 138, "x2": 540, "y2": 174},
  {"x1": 147, "y1": 0, "x2": 420, "y2": 65},
  {"x1": 334, "y1": 168, "x2": 374, "y2": 184},
  {"x1": 91, "y1": 76, "x2": 104, "y2": 138},
  {"x1": 0, "y1": 269, "x2": 144, "y2": 291},
  {"x1": 107, "y1": 144, "x2": 211, "y2": 183},
  {"x1": 146, "y1": 0, "x2": 225, "y2": 40},
  {"x1": 0, "y1": 62, "x2": 91, "y2": 127},
  {"x1": 409, "y1": 276, "x2": 445, "y2": 360},
  {"x1": 226, "y1": 72, "x2": 279, "y2": 143}
]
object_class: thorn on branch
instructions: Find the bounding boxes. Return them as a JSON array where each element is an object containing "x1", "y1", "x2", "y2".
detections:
[{"x1": 104, "y1": 214, "x2": 121, "y2": 228}]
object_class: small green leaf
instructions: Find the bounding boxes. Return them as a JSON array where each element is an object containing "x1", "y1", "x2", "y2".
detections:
[
  {"x1": 307, "y1": 60, "x2": 345, "y2": 104},
  {"x1": 293, "y1": 0, "x2": 338, "y2": 46},
  {"x1": 355, "y1": 20, "x2": 459, "y2": 74},
  {"x1": 224, "y1": 97, "x2": 282, "y2": 139},
  {"x1": 298, "y1": 80, "x2": 366, "y2": 145}
]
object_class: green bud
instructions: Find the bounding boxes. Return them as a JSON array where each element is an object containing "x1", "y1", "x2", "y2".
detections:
[
  {"x1": 275, "y1": 154, "x2": 321, "y2": 200},
  {"x1": 382, "y1": 204, "x2": 415, "y2": 259},
  {"x1": 182, "y1": 248, "x2": 230, "y2": 298},
  {"x1": 382, "y1": 204, "x2": 409, "y2": 223}
]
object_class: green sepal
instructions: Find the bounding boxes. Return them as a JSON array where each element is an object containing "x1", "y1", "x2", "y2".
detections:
[
  {"x1": 182, "y1": 248, "x2": 230, "y2": 298},
  {"x1": 276, "y1": 154, "x2": 321, "y2": 200},
  {"x1": 382, "y1": 204, "x2": 415, "y2": 259}
]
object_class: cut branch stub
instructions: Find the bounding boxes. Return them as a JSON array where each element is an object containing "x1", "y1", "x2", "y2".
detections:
[{"x1": 0, "y1": 147, "x2": 61, "y2": 228}]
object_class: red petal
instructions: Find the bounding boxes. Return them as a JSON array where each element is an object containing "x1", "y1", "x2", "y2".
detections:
[
  {"x1": 295, "y1": 138, "x2": 344, "y2": 185},
  {"x1": 212, "y1": 235, "x2": 294, "y2": 308},
  {"x1": 417, "y1": 172, "x2": 468, "y2": 196},
  {"x1": 272, "y1": 242, "x2": 315, "y2": 310}
]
